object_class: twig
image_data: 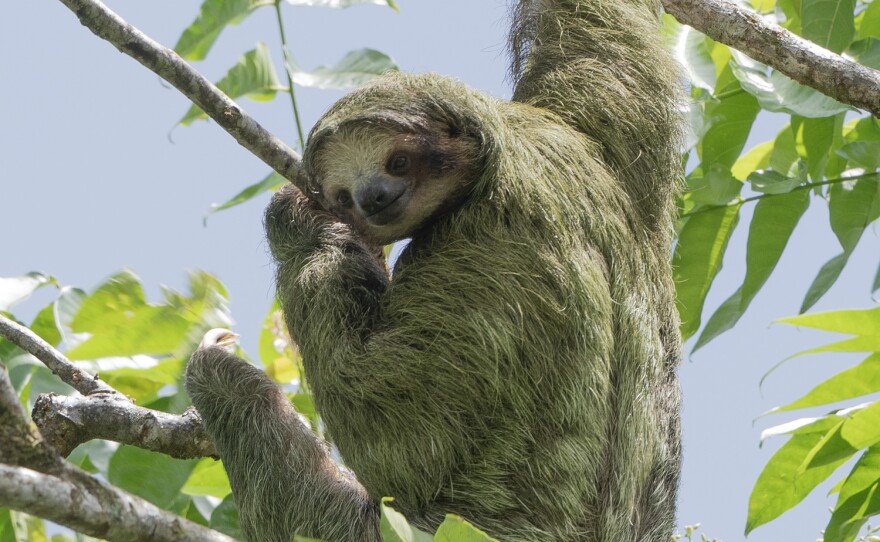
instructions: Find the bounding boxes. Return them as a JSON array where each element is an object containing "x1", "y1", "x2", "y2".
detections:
[
  {"x1": 32, "y1": 392, "x2": 216, "y2": 459},
  {"x1": 0, "y1": 464, "x2": 236, "y2": 542},
  {"x1": 57, "y1": 0, "x2": 305, "y2": 187},
  {"x1": 0, "y1": 314, "x2": 118, "y2": 397},
  {"x1": 663, "y1": 0, "x2": 880, "y2": 117}
]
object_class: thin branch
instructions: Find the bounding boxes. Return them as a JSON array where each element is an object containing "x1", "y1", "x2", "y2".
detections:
[
  {"x1": 0, "y1": 464, "x2": 236, "y2": 542},
  {"x1": 32, "y1": 392, "x2": 216, "y2": 459},
  {"x1": 0, "y1": 314, "x2": 118, "y2": 397},
  {"x1": 275, "y1": 0, "x2": 307, "y2": 151},
  {"x1": 663, "y1": 0, "x2": 880, "y2": 117},
  {"x1": 57, "y1": 0, "x2": 305, "y2": 187},
  {"x1": 681, "y1": 171, "x2": 879, "y2": 218}
]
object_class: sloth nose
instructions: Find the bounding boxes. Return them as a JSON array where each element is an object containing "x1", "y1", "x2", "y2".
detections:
[{"x1": 355, "y1": 177, "x2": 406, "y2": 216}]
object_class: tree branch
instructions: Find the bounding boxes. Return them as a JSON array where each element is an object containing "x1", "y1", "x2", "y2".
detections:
[
  {"x1": 0, "y1": 314, "x2": 119, "y2": 397},
  {"x1": 0, "y1": 314, "x2": 215, "y2": 458},
  {"x1": 0, "y1": 464, "x2": 236, "y2": 542},
  {"x1": 57, "y1": 0, "x2": 304, "y2": 187},
  {"x1": 663, "y1": 0, "x2": 880, "y2": 117},
  {"x1": 32, "y1": 392, "x2": 216, "y2": 459}
]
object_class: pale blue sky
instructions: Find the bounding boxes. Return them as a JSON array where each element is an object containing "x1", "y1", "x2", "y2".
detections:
[{"x1": 2, "y1": 1, "x2": 879, "y2": 540}]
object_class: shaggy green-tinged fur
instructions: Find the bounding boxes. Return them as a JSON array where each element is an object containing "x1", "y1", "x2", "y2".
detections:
[{"x1": 186, "y1": 0, "x2": 683, "y2": 540}]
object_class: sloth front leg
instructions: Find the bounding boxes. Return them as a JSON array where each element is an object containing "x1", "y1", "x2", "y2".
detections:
[{"x1": 185, "y1": 333, "x2": 379, "y2": 542}]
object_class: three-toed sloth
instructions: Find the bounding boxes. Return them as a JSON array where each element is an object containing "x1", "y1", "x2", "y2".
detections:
[{"x1": 186, "y1": 0, "x2": 684, "y2": 540}]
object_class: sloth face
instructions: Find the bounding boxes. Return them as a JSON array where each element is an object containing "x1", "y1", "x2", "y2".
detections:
[{"x1": 309, "y1": 122, "x2": 481, "y2": 245}]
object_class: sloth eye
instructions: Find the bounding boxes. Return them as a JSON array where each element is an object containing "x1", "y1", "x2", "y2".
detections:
[
  {"x1": 335, "y1": 189, "x2": 352, "y2": 208},
  {"x1": 386, "y1": 153, "x2": 411, "y2": 176}
]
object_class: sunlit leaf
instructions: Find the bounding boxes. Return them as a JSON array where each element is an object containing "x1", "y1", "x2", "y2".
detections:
[
  {"x1": 379, "y1": 500, "x2": 434, "y2": 542},
  {"x1": 673, "y1": 204, "x2": 741, "y2": 340},
  {"x1": 434, "y1": 515, "x2": 499, "y2": 542},
  {"x1": 174, "y1": 0, "x2": 273, "y2": 61},
  {"x1": 731, "y1": 141, "x2": 773, "y2": 181},
  {"x1": 841, "y1": 401, "x2": 880, "y2": 449},
  {"x1": 289, "y1": 48, "x2": 398, "y2": 90},
  {"x1": 182, "y1": 458, "x2": 232, "y2": 499},
  {"x1": 180, "y1": 43, "x2": 284, "y2": 126},
  {"x1": 747, "y1": 420, "x2": 853, "y2": 533},
  {"x1": 685, "y1": 165, "x2": 742, "y2": 205},
  {"x1": 694, "y1": 189, "x2": 809, "y2": 350},
  {"x1": 772, "y1": 353, "x2": 880, "y2": 413},
  {"x1": 801, "y1": 0, "x2": 856, "y2": 53}
]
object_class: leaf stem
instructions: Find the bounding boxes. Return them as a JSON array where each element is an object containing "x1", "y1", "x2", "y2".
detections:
[
  {"x1": 680, "y1": 172, "x2": 879, "y2": 218},
  {"x1": 274, "y1": 0, "x2": 306, "y2": 151}
]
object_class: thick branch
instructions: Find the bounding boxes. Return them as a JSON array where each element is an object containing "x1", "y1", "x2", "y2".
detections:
[
  {"x1": 57, "y1": 0, "x2": 304, "y2": 187},
  {"x1": 0, "y1": 364, "x2": 61, "y2": 471},
  {"x1": 0, "y1": 315, "x2": 215, "y2": 459},
  {"x1": 32, "y1": 392, "x2": 216, "y2": 459},
  {"x1": 0, "y1": 314, "x2": 119, "y2": 397},
  {"x1": 0, "y1": 464, "x2": 235, "y2": 542},
  {"x1": 663, "y1": 0, "x2": 880, "y2": 117}
]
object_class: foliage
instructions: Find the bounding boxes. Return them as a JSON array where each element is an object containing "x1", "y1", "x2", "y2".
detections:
[
  {"x1": 2, "y1": 0, "x2": 880, "y2": 539},
  {"x1": 668, "y1": 0, "x2": 880, "y2": 350}
]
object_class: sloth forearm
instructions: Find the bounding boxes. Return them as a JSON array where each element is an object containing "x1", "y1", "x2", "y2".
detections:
[{"x1": 185, "y1": 347, "x2": 379, "y2": 542}]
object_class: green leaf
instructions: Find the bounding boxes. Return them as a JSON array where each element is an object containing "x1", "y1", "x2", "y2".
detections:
[
  {"x1": 685, "y1": 165, "x2": 742, "y2": 205},
  {"x1": 694, "y1": 189, "x2": 809, "y2": 350},
  {"x1": 206, "y1": 171, "x2": 286, "y2": 221},
  {"x1": 747, "y1": 421, "x2": 853, "y2": 533},
  {"x1": 674, "y1": 204, "x2": 741, "y2": 340},
  {"x1": 174, "y1": 0, "x2": 273, "y2": 61},
  {"x1": 180, "y1": 43, "x2": 284, "y2": 126},
  {"x1": 801, "y1": 0, "x2": 856, "y2": 53},
  {"x1": 801, "y1": 176, "x2": 880, "y2": 312},
  {"x1": 698, "y1": 67, "x2": 760, "y2": 169},
  {"x1": 793, "y1": 115, "x2": 840, "y2": 182},
  {"x1": 379, "y1": 500, "x2": 434, "y2": 542},
  {"x1": 731, "y1": 141, "x2": 773, "y2": 181},
  {"x1": 285, "y1": 0, "x2": 398, "y2": 8},
  {"x1": 0, "y1": 509, "x2": 15, "y2": 542},
  {"x1": 108, "y1": 446, "x2": 197, "y2": 509},
  {"x1": 289, "y1": 48, "x2": 398, "y2": 90},
  {"x1": 779, "y1": 306, "x2": 880, "y2": 356},
  {"x1": 182, "y1": 458, "x2": 232, "y2": 499},
  {"x1": 842, "y1": 401, "x2": 880, "y2": 449},
  {"x1": 848, "y1": 38, "x2": 880, "y2": 70},
  {"x1": 746, "y1": 169, "x2": 801, "y2": 194},
  {"x1": 729, "y1": 52, "x2": 852, "y2": 117},
  {"x1": 773, "y1": 353, "x2": 880, "y2": 413},
  {"x1": 434, "y1": 515, "x2": 498, "y2": 542},
  {"x1": 837, "y1": 141, "x2": 880, "y2": 169},
  {"x1": 857, "y1": 1, "x2": 880, "y2": 39},
  {"x1": 210, "y1": 494, "x2": 242, "y2": 539}
]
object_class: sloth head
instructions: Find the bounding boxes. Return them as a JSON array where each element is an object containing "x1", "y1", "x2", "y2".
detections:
[{"x1": 301, "y1": 74, "x2": 489, "y2": 245}]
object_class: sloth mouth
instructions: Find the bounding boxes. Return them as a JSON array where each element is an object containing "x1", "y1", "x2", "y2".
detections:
[{"x1": 364, "y1": 191, "x2": 408, "y2": 226}]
